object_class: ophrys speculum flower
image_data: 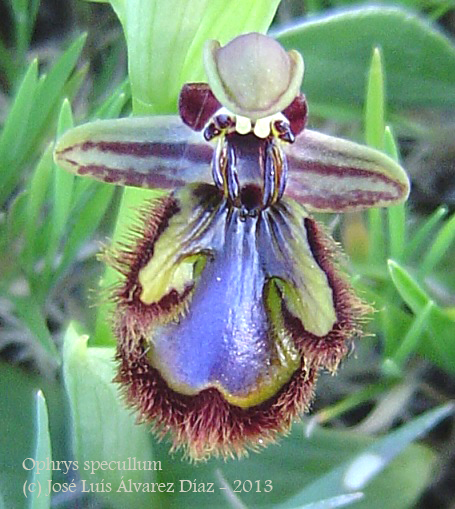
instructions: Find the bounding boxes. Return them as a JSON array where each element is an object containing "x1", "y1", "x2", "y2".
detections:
[{"x1": 54, "y1": 33, "x2": 409, "y2": 460}]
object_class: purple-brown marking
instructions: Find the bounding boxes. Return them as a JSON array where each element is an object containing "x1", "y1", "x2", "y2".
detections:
[
  {"x1": 70, "y1": 140, "x2": 213, "y2": 163},
  {"x1": 286, "y1": 160, "x2": 407, "y2": 209}
]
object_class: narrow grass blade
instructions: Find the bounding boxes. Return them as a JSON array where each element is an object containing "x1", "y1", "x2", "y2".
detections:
[
  {"x1": 1, "y1": 35, "x2": 85, "y2": 208},
  {"x1": 388, "y1": 260, "x2": 429, "y2": 311},
  {"x1": 62, "y1": 63, "x2": 89, "y2": 103},
  {"x1": 404, "y1": 205, "x2": 448, "y2": 260},
  {"x1": 365, "y1": 48, "x2": 385, "y2": 150},
  {"x1": 42, "y1": 100, "x2": 75, "y2": 291},
  {"x1": 52, "y1": 100, "x2": 75, "y2": 237},
  {"x1": 365, "y1": 47, "x2": 385, "y2": 264},
  {"x1": 0, "y1": 58, "x2": 37, "y2": 161},
  {"x1": 315, "y1": 383, "x2": 390, "y2": 425},
  {"x1": 388, "y1": 260, "x2": 455, "y2": 373},
  {"x1": 29, "y1": 391, "x2": 52, "y2": 509},
  {"x1": 6, "y1": 191, "x2": 28, "y2": 245},
  {"x1": 90, "y1": 41, "x2": 125, "y2": 103},
  {"x1": 383, "y1": 126, "x2": 398, "y2": 160},
  {"x1": 23, "y1": 145, "x2": 54, "y2": 271},
  {"x1": 11, "y1": 0, "x2": 30, "y2": 64},
  {"x1": 387, "y1": 204, "x2": 406, "y2": 261},
  {"x1": 391, "y1": 300, "x2": 433, "y2": 368},
  {"x1": 94, "y1": 80, "x2": 130, "y2": 119},
  {"x1": 0, "y1": 59, "x2": 38, "y2": 206},
  {"x1": 26, "y1": 34, "x2": 86, "y2": 153},
  {"x1": 419, "y1": 211, "x2": 455, "y2": 276}
]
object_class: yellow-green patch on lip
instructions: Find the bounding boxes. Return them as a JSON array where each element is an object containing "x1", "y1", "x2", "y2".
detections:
[
  {"x1": 204, "y1": 33, "x2": 304, "y2": 121},
  {"x1": 147, "y1": 345, "x2": 300, "y2": 408}
]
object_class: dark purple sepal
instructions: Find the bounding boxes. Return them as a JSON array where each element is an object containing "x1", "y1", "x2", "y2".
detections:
[
  {"x1": 282, "y1": 93, "x2": 308, "y2": 136},
  {"x1": 179, "y1": 83, "x2": 222, "y2": 131}
]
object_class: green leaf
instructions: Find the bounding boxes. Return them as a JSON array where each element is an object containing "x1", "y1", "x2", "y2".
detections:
[
  {"x1": 93, "y1": 77, "x2": 130, "y2": 119},
  {"x1": 274, "y1": 7, "x2": 455, "y2": 119},
  {"x1": 0, "y1": 34, "x2": 85, "y2": 207},
  {"x1": 0, "y1": 58, "x2": 37, "y2": 162},
  {"x1": 90, "y1": 40, "x2": 126, "y2": 104},
  {"x1": 356, "y1": 282, "x2": 414, "y2": 358},
  {"x1": 387, "y1": 203, "x2": 406, "y2": 262},
  {"x1": 62, "y1": 63, "x2": 89, "y2": 104},
  {"x1": 6, "y1": 191, "x2": 28, "y2": 246},
  {"x1": 62, "y1": 324, "x2": 157, "y2": 509},
  {"x1": 29, "y1": 391, "x2": 52, "y2": 509},
  {"x1": 388, "y1": 260, "x2": 434, "y2": 314},
  {"x1": 10, "y1": 0, "x2": 40, "y2": 65}
]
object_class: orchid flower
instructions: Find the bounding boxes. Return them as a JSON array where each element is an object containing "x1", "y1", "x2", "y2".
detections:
[{"x1": 54, "y1": 33, "x2": 409, "y2": 460}]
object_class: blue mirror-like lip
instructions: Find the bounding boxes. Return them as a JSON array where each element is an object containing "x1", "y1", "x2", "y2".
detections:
[{"x1": 112, "y1": 183, "x2": 370, "y2": 460}]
